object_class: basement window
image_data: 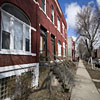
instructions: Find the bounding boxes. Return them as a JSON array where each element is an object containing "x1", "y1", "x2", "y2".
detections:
[{"x1": 0, "y1": 76, "x2": 16, "y2": 100}]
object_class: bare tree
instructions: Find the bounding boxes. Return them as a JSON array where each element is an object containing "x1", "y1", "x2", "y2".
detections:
[
  {"x1": 77, "y1": 38, "x2": 89, "y2": 59},
  {"x1": 76, "y1": 5, "x2": 100, "y2": 66}
]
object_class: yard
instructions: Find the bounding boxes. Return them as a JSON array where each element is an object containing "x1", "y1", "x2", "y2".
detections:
[
  {"x1": 28, "y1": 66, "x2": 70, "y2": 100},
  {"x1": 29, "y1": 60, "x2": 77, "y2": 100},
  {"x1": 84, "y1": 61, "x2": 100, "y2": 91}
]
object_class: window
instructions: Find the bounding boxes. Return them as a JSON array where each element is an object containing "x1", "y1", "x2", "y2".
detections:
[
  {"x1": 63, "y1": 42, "x2": 65, "y2": 57},
  {"x1": 0, "y1": 77, "x2": 9, "y2": 100},
  {"x1": 62, "y1": 22, "x2": 64, "y2": 36},
  {"x1": 14, "y1": 20, "x2": 23, "y2": 50},
  {"x1": 25, "y1": 26, "x2": 30, "y2": 51},
  {"x1": 0, "y1": 76, "x2": 16, "y2": 100},
  {"x1": 58, "y1": 40, "x2": 61, "y2": 56},
  {"x1": 2, "y1": 12, "x2": 10, "y2": 49},
  {"x1": 51, "y1": 5, "x2": 54, "y2": 23},
  {"x1": 57, "y1": 16, "x2": 60, "y2": 32},
  {"x1": 42, "y1": 0, "x2": 46, "y2": 12},
  {"x1": 40, "y1": 35, "x2": 44, "y2": 54},
  {"x1": 2, "y1": 31, "x2": 10, "y2": 49},
  {"x1": 40, "y1": 28, "x2": 47, "y2": 55},
  {"x1": 1, "y1": 4, "x2": 31, "y2": 53}
]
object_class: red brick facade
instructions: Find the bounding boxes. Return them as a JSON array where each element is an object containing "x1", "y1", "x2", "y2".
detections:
[
  {"x1": 0, "y1": 1, "x2": 67, "y2": 99},
  {"x1": 0, "y1": 0, "x2": 67, "y2": 67}
]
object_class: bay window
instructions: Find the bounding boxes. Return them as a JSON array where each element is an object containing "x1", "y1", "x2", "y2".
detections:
[{"x1": 1, "y1": 9, "x2": 31, "y2": 53}]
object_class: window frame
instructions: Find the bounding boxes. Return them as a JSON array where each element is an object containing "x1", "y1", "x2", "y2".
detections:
[
  {"x1": 0, "y1": 76, "x2": 16, "y2": 100},
  {"x1": 41, "y1": 0, "x2": 46, "y2": 13},
  {"x1": 0, "y1": 9, "x2": 32, "y2": 55},
  {"x1": 62, "y1": 22, "x2": 64, "y2": 37},
  {"x1": 58, "y1": 40, "x2": 61, "y2": 56},
  {"x1": 63, "y1": 42, "x2": 66, "y2": 57},
  {"x1": 57, "y1": 16, "x2": 60, "y2": 32},
  {"x1": 51, "y1": 5, "x2": 54, "y2": 24}
]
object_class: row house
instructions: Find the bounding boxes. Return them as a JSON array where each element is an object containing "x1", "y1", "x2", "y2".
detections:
[
  {"x1": 67, "y1": 37, "x2": 75, "y2": 61},
  {"x1": 0, "y1": 0, "x2": 67, "y2": 99},
  {"x1": 38, "y1": 0, "x2": 67, "y2": 60}
]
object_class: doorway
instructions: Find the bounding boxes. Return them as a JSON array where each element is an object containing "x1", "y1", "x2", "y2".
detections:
[
  {"x1": 51, "y1": 34, "x2": 55, "y2": 60},
  {"x1": 40, "y1": 26, "x2": 47, "y2": 61}
]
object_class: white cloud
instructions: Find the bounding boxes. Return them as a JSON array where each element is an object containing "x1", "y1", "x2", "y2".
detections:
[
  {"x1": 65, "y1": 2, "x2": 81, "y2": 29},
  {"x1": 97, "y1": 0, "x2": 100, "y2": 6},
  {"x1": 72, "y1": 36, "x2": 77, "y2": 41},
  {"x1": 88, "y1": 1, "x2": 94, "y2": 5}
]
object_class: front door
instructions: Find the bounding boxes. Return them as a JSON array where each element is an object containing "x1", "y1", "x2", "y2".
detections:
[
  {"x1": 51, "y1": 34, "x2": 55, "y2": 60},
  {"x1": 40, "y1": 28, "x2": 47, "y2": 61}
]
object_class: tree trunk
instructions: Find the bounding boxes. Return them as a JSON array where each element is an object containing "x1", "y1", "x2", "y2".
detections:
[{"x1": 88, "y1": 50, "x2": 94, "y2": 69}]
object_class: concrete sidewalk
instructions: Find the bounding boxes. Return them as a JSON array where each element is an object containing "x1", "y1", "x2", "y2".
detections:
[{"x1": 70, "y1": 60, "x2": 100, "y2": 100}]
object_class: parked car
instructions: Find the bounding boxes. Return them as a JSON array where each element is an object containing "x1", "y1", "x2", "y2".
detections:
[{"x1": 93, "y1": 58, "x2": 100, "y2": 68}]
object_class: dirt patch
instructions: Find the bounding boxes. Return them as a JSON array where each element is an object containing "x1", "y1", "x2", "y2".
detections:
[
  {"x1": 29, "y1": 88, "x2": 70, "y2": 100},
  {"x1": 94, "y1": 82, "x2": 100, "y2": 89},
  {"x1": 28, "y1": 66, "x2": 71, "y2": 100},
  {"x1": 86, "y1": 69, "x2": 100, "y2": 80}
]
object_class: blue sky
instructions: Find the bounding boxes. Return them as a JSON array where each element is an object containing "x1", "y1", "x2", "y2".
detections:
[{"x1": 58, "y1": 0, "x2": 99, "y2": 37}]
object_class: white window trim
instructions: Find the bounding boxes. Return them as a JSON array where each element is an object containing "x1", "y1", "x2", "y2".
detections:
[
  {"x1": 40, "y1": 36, "x2": 43, "y2": 53},
  {"x1": 62, "y1": 22, "x2": 64, "y2": 37},
  {"x1": 0, "y1": 63, "x2": 39, "y2": 100},
  {"x1": 0, "y1": 63, "x2": 38, "y2": 74},
  {"x1": 0, "y1": 49, "x2": 36, "y2": 56},
  {"x1": 63, "y1": 42, "x2": 66, "y2": 57},
  {"x1": 0, "y1": 9, "x2": 35, "y2": 56}
]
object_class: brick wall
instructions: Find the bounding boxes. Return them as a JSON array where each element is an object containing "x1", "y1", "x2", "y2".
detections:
[{"x1": 0, "y1": 0, "x2": 67, "y2": 67}]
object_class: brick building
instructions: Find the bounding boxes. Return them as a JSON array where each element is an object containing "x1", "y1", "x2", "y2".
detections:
[
  {"x1": 67, "y1": 37, "x2": 75, "y2": 61},
  {"x1": 0, "y1": 0, "x2": 67, "y2": 99}
]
